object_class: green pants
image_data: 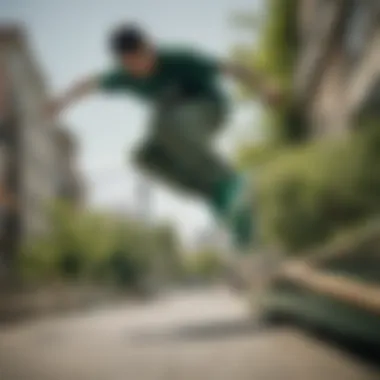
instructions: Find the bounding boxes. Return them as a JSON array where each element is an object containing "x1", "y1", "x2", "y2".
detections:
[
  {"x1": 134, "y1": 99, "x2": 233, "y2": 199},
  {"x1": 134, "y1": 98, "x2": 255, "y2": 250}
]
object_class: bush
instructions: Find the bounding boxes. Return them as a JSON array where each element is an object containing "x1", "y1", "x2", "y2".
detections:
[
  {"x1": 257, "y1": 125, "x2": 380, "y2": 253},
  {"x1": 184, "y1": 249, "x2": 224, "y2": 281},
  {"x1": 18, "y1": 201, "x2": 183, "y2": 290}
]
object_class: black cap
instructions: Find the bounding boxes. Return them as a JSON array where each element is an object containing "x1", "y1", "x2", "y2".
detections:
[{"x1": 109, "y1": 24, "x2": 147, "y2": 56}]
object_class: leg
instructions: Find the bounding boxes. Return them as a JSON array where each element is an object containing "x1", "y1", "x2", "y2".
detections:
[
  {"x1": 134, "y1": 138, "x2": 213, "y2": 198},
  {"x1": 135, "y1": 99, "x2": 233, "y2": 199},
  {"x1": 135, "y1": 99, "x2": 257, "y2": 250}
]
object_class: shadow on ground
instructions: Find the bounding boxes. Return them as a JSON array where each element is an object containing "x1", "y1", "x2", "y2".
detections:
[
  {"x1": 309, "y1": 328, "x2": 380, "y2": 369},
  {"x1": 263, "y1": 311, "x2": 380, "y2": 369},
  {"x1": 129, "y1": 318, "x2": 263, "y2": 344}
]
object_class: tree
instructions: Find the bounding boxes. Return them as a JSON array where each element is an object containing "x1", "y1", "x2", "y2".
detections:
[
  {"x1": 232, "y1": 0, "x2": 305, "y2": 171},
  {"x1": 18, "y1": 201, "x2": 184, "y2": 291}
]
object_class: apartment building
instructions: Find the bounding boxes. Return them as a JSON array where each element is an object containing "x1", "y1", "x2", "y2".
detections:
[
  {"x1": 0, "y1": 28, "x2": 24, "y2": 272},
  {"x1": 295, "y1": 0, "x2": 380, "y2": 136},
  {"x1": 0, "y1": 26, "x2": 85, "y2": 276},
  {"x1": 3, "y1": 27, "x2": 57, "y2": 242}
]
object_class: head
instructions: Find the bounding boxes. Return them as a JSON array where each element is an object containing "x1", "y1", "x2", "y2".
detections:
[{"x1": 109, "y1": 24, "x2": 156, "y2": 77}]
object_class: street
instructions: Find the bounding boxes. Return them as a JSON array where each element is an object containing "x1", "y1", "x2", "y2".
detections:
[{"x1": 0, "y1": 287, "x2": 378, "y2": 380}]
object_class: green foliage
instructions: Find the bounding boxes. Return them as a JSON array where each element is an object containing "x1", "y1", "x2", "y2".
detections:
[
  {"x1": 237, "y1": 140, "x2": 281, "y2": 168},
  {"x1": 232, "y1": 0, "x2": 298, "y2": 87},
  {"x1": 254, "y1": 0, "x2": 298, "y2": 87},
  {"x1": 257, "y1": 124, "x2": 380, "y2": 253},
  {"x1": 234, "y1": 2, "x2": 380, "y2": 256},
  {"x1": 233, "y1": 0, "x2": 305, "y2": 165},
  {"x1": 18, "y1": 201, "x2": 183, "y2": 290},
  {"x1": 184, "y1": 249, "x2": 224, "y2": 281}
]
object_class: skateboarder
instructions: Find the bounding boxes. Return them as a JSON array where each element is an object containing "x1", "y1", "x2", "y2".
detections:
[{"x1": 47, "y1": 23, "x2": 282, "y2": 251}]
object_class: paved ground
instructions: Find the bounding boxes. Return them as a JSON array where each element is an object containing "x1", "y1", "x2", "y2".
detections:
[{"x1": 0, "y1": 287, "x2": 378, "y2": 380}]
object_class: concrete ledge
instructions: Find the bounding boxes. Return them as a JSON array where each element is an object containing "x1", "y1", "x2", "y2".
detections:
[{"x1": 280, "y1": 263, "x2": 380, "y2": 316}]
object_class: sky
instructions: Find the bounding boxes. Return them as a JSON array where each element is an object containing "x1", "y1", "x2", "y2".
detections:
[{"x1": 0, "y1": 0, "x2": 262, "y2": 244}]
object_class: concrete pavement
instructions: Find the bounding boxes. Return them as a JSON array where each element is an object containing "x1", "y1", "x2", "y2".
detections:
[{"x1": 0, "y1": 287, "x2": 378, "y2": 380}]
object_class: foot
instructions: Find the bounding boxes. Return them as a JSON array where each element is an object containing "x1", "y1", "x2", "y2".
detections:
[{"x1": 226, "y1": 176, "x2": 256, "y2": 252}]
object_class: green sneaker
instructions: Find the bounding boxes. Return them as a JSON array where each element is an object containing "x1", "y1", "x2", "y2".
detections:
[
  {"x1": 230, "y1": 204, "x2": 255, "y2": 251},
  {"x1": 211, "y1": 174, "x2": 256, "y2": 252},
  {"x1": 226, "y1": 176, "x2": 256, "y2": 252}
]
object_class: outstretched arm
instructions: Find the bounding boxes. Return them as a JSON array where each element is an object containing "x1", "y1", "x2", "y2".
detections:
[
  {"x1": 221, "y1": 62, "x2": 283, "y2": 106},
  {"x1": 46, "y1": 76, "x2": 100, "y2": 117}
]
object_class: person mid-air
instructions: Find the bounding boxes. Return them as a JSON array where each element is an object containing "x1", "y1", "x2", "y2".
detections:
[{"x1": 47, "y1": 23, "x2": 281, "y2": 253}]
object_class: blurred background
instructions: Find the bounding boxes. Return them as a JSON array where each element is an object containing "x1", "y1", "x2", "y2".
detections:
[{"x1": 0, "y1": 0, "x2": 380, "y2": 379}]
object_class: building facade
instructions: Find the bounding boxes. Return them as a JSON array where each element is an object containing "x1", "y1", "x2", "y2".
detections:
[
  {"x1": 295, "y1": 0, "x2": 380, "y2": 136},
  {"x1": 0, "y1": 26, "x2": 84, "y2": 275},
  {"x1": 4, "y1": 27, "x2": 57, "y2": 241}
]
